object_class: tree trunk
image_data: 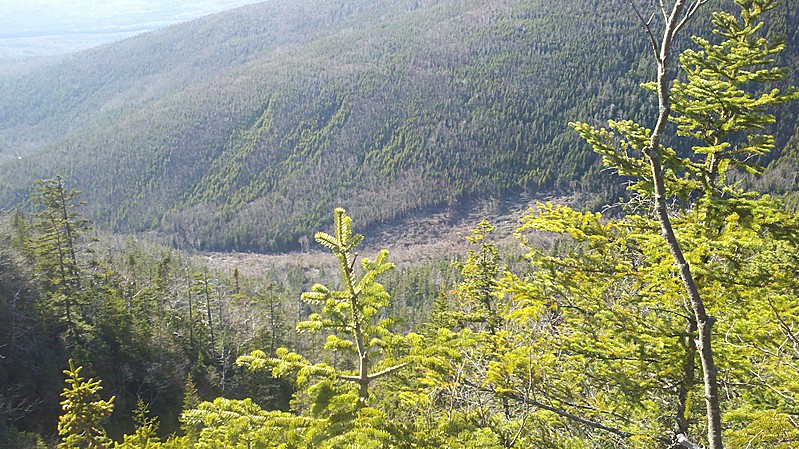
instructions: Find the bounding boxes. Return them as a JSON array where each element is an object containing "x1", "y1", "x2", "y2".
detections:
[
  {"x1": 204, "y1": 277, "x2": 215, "y2": 359},
  {"x1": 352, "y1": 296, "x2": 370, "y2": 401},
  {"x1": 640, "y1": 1, "x2": 723, "y2": 447}
]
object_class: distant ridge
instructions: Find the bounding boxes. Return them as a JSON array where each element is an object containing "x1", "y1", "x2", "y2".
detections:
[
  {"x1": 1, "y1": 0, "x2": 797, "y2": 252},
  {"x1": 0, "y1": 1, "x2": 265, "y2": 62}
]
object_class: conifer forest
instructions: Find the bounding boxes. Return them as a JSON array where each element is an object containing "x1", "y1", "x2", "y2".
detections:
[{"x1": 2, "y1": 0, "x2": 799, "y2": 448}]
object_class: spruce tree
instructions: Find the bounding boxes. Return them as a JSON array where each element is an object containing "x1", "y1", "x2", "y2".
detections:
[
  {"x1": 236, "y1": 208, "x2": 409, "y2": 447},
  {"x1": 57, "y1": 360, "x2": 115, "y2": 449},
  {"x1": 29, "y1": 176, "x2": 91, "y2": 344},
  {"x1": 548, "y1": 0, "x2": 799, "y2": 447}
]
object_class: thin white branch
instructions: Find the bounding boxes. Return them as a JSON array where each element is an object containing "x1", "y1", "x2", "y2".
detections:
[
  {"x1": 677, "y1": 433, "x2": 705, "y2": 449},
  {"x1": 629, "y1": 0, "x2": 661, "y2": 58},
  {"x1": 366, "y1": 362, "x2": 409, "y2": 381},
  {"x1": 675, "y1": 0, "x2": 708, "y2": 34},
  {"x1": 339, "y1": 374, "x2": 360, "y2": 382},
  {"x1": 337, "y1": 363, "x2": 410, "y2": 385}
]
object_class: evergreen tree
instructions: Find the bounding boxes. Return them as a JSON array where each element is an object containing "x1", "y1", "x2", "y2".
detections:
[
  {"x1": 236, "y1": 208, "x2": 410, "y2": 447},
  {"x1": 115, "y1": 400, "x2": 161, "y2": 449},
  {"x1": 58, "y1": 360, "x2": 115, "y2": 449},
  {"x1": 511, "y1": 0, "x2": 799, "y2": 447},
  {"x1": 239, "y1": 208, "x2": 407, "y2": 402},
  {"x1": 29, "y1": 176, "x2": 92, "y2": 344},
  {"x1": 451, "y1": 220, "x2": 502, "y2": 334}
]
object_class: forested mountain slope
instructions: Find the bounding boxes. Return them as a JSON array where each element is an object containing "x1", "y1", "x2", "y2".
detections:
[{"x1": 1, "y1": 0, "x2": 797, "y2": 252}]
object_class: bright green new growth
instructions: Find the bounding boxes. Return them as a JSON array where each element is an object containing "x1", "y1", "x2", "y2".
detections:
[
  {"x1": 452, "y1": 220, "x2": 503, "y2": 333},
  {"x1": 573, "y1": 0, "x2": 798, "y2": 202},
  {"x1": 298, "y1": 208, "x2": 407, "y2": 401},
  {"x1": 552, "y1": 0, "x2": 799, "y2": 447},
  {"x1": 115, "y1": 400, "x2": 161, "y2": 449},
  {"x1": 671, "y1": 0, "x2": 797, "y2": 180},
  {"x1": 58, "y1": 360, "x2": 115, "y2": 449},
  {"x1": 240, "y1": 208, "x2": 405, "y2": 400},
  {"x1": 233, "y1": 208, "x2": 408, "y2": 447},
  {"x1": 180, "y1": 397, "x2": 312, "y2": 449}
]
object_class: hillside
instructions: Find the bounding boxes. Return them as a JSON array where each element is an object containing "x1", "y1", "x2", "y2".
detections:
[{"x1": 1, "y1": 0, "x2": 798, "y2": 252}]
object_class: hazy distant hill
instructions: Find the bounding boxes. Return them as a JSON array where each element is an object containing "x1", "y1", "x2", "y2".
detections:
[
  {"x1": 0, "y1": 0, "x2": 264, "y2": 62},
  {"x1": 1, "y1": 0, "x2": 797, "y2": 252}
]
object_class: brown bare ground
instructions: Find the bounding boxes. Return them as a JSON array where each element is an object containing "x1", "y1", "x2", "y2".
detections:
[{"x1": 200, "y1": 192, "x2": 577, "y2": 277}]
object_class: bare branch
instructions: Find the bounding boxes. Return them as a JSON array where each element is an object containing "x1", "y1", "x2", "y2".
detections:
[
  {"x1": 462, "y1": 380, "x2": 634, "y2": 440},
  {"x1": 629, "y1": 0, "x2": 661, "y2": 58},
  {"x1": 676, "y1": 433, "x2": 705, "y2": 449},
  {"x1": 675, "y1": 0, "x2": 708, "y2": 35},
  {"x1": 747, "y1": 367, "x2": 796, "y2": 404},
  {"x1": 768, "y1": 298, "x2": 799, "y2": 349},
  {"x1": 339, "y1": 362, "x2": 408, "y2": 384},
  {"x1": 507, "y1": 392, "x2": 634, "y2": 439},
  {"x1": 366, "y1": 362, "x2": 408, "y2": 381}
]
